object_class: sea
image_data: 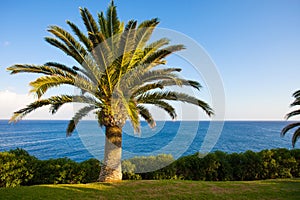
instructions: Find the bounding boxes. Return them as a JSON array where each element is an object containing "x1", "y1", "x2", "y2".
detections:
[{"x1": 0, "y1": 120, "x2": 298, "y2": 162}]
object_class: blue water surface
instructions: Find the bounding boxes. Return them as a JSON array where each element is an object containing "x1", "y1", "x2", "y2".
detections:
[{"x1": 0, "y1": 120, "x2": 298, "y2": 162}]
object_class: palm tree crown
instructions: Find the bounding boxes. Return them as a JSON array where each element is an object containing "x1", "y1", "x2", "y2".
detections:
[
  {"x1": 282, "y1": 90, "x2": 300, "y2": 147},
  {"x1": 7, "y1": 1, "x2": 213, "y2": 133}
]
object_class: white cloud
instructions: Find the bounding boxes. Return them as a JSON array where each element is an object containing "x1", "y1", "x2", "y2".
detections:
[{"x1": 0, "y1": 90, "x2": 74, "y2": 120}]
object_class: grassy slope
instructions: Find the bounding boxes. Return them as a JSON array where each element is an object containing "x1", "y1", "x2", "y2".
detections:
[{"x1": 0, "y1": 179, "x2": 299, "y2": 200}]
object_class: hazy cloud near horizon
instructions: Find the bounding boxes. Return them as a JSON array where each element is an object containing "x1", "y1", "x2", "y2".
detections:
[
  {"x1": 0, "y1": 90, "x2": 74, "y2": 120},
  {"x1": 0, "y1": 90, "x2": 210, "y2": 121}
]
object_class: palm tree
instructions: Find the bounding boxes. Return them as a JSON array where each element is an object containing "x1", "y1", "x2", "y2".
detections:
[
  {"x1": 7, "y1": 1, "x2": 213, "y2": 182},
  {"x1": 282, "y1": 90, "x2": 300, "y2": 148}
]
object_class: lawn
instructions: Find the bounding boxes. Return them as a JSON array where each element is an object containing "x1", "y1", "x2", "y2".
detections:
[{"x1": 0, "y1": 179, "x2": 299, "y2": 200}]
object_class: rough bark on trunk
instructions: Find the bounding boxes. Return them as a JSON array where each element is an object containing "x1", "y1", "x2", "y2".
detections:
[{"x1": 98, "y1": 125, "x2": 122, "y2": 182}]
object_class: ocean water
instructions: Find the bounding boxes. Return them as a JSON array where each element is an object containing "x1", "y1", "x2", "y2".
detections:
[{"x1": 0, "y1": 120, "x2": 298, "y2": 162}]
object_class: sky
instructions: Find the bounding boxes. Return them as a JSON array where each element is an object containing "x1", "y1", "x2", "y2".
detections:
[{"x1": 0, "y1": 0, "x2": 300, "y2": 120}]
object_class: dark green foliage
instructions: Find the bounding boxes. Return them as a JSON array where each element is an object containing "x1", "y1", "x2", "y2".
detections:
[
  {"x1": 0, "y1": 149, "x2": 100, "y2": 187},
  {"x1": 0, "y1": 148, "x2": 36, "y2": 187},
  {"x1": 78, "y1": 159, "x2": 101, "y2": 183},
  {"x1": 131, "y1": 148, "x2": 300, "y2": 181},
  {"x1": 122, "y1": 154, "x2": 176, "y2": 180},
  {"x1": 1, "y1": 148, "x2": 299, "y2": 187},
  {"x1": 33, "y1": 158, "x2": 101, "y2": 185},
  {"x1": 174, "y1": 153, "x2": 205, "y2": 180},
  {"x1": 33, "y1": 158, "x2": 79, "y2": 184},
  {"x1": 259, "y1": 149, "x2": 298, "y2": 179}
]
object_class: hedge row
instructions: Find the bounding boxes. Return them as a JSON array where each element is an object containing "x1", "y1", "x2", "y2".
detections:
[
  {"x1": 132, "y1": 148, "x2": 300, "y2": 181},
  {"x1": 0, "y1": 149, "x2": 100, "y2": 187},
  {"x1": 0, "y1": 148, "x2": 299, "y2": 187}
]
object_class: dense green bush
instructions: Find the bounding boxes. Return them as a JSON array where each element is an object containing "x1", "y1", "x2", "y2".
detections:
[
  {"x1": 170, "y1": 148, "x2": 299, "y2": 181},
  {"x1": 122, "y1": 154, "x2": 175, "y2": 180},
  {"x1": 33, "y1": 158, "x2": 101, "y2": 184},
  {"x1": 0, "y1": 149, "x2": 101, "y2": 187},
  {"x1": 136, "y1": 148, "x2": 299, "y2": 181},
  {"x1": 0, "y1": 148, "x2": 299, "y2": 187},
  {"x1": 78, "y1": 158, "x2": 101, "y2": 183},
  {"x1": 0, "y1": 148, "x2": 36, "y2": 187}
]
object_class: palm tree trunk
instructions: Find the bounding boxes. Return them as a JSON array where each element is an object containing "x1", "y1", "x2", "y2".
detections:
[{"x1": 98, "y1": 125, "x2": 122, "y2": 182}]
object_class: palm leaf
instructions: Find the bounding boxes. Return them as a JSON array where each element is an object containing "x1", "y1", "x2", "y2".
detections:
[
  {"x1": 293, "y1": 90, "x2": 300, "y2": 98},
  {"x1": 286, "y1": 109, "x2": 300, "y2": 119},
  {"x1": 281, "y1": 122, "x2": 300, "y2": 137},
  {"x1": 45, "y1": 37, "x2": 73, "y2": 57},
  {"x1": 129, "y1": 38, "x2": 170, "y2": 69},
  {"x1": 292, "y1": 128, "x2": 300, "y2": 148},
  {"x1": 137, "y1": 91, "x2": 213, "y2": 116},
  {"x1": 80, "y1": 7, "x2": 99, "y2": 35},
  {"x1": 67, "y1": 20, "x2": 93, "y2": 52},
  {"x1": 98, "y1": 12, "x2": 109, "y2": 38},
  {"x1": 67, "y1": 105, "x2": 95, "y2": 136},
  {"x1": 137, "y1": 105, "x2": 156, "y2": 128},
  {"x1": 106, "y1": 0, "x2": 120, "y2": 37},
  {"x1": 45, "y1": 62, "x2": 78, "y2": 75},
  {"x1": 141, "y1": 45, "x2": 185, "y2": 69},
  {"x1": 10, "y1": 95, "x2": 72, "y2": 122},
  {"x1": 149, "y1": 100, "x2": 177, "y2": 119}
]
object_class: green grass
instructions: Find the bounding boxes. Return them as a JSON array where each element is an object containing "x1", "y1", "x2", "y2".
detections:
[{"x1": 0, "y1": 179, "x2": 299, "y2": 200}]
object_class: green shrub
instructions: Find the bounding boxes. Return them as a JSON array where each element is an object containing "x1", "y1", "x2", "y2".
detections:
[
  {"x1": 122, "y1": 154, "x2": 176, "y2": 180},
  {"x1": 1, "y1": 148, "x2": 299, "y2": 187},
  {"x1": 214, "y1": 151, "x2": 233, "y2": 181},
  {"x1": 290, "y1": 149, "x2": 300, "y2": 177},
  {"x1": 78, "y1": 158, "x2": 101, "y2": 183},
  {"x1": 0, "y1": 148, "x2": 36, "y2": 187}
]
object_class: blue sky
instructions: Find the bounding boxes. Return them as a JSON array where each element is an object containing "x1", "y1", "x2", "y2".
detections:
[{"x1": 0, "y1": 0, "x2": 300, "y2": 120}]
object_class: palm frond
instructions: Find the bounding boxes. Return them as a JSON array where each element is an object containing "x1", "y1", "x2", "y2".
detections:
[
  {"x1": 135, "y1": 18, "x2": 159, "y2": 47},
  {"x1": 148, "y1": 100, "x2": 177, "y2": 119},
  {"x1": 141, "y1": 45, "x2": 185, "y2": 69},
  {"x1": 118, "y1": 94, "x2": 140, "y2": 133},
  {"x1": 120, "y1": 66, "x2": 181, "y2": 93},
  {"x1": 292, "y1": 128, "x2": 300, "y2": 148},
  {"x1": 67, "y1": 105, "x2": 95, "y2": 136},
  {"x1": 67, "y1": 20, "x2": 93, "y2": 52},
  {"x1": 49, "y1": 103, "x2": 63, "y2": 114},
  {"x1": 45, "y1": 62, "x2": 78, "y2": 75},
  {"x1": 127, "y1": 99, "x2": 140, "y2": 133},
  {"x1": 7, "y1": 64, "x2": 77, "y2": 79},
  {"x1": 47, "y1": 25, "x2": 87, "y2": 64},
  {"x1": 45, "y1": 37, "x2": 72, "y2": 57},
  {"x1": 137, "y1": 105, "x2": 156, "y2": 128},
  {"x1": 131, "y1": 78, "x2": 201, "y2": 97},
  {"x1": 293, "y1": 90, "x2": 300, "y2": 98},
  {"x1": 115, "y1": 20, "x2": 137, "y2": 80},
  {"x1": 29, "y1": 76, "x2": 74, "y2": 98},
  {"x1": 137, "y1": 91, "x2": 213, "y2": 116},
  {"x1": 80, "y1": 7, "x2": 99, "y2": 35},
  {"x1": 129, "y1": 38, "x2": 170, "y2": 69},
  {"x1": 286, "y1": 109, "x2": 300, "y2": 119},
  {"x1": 281, "y1": 122, "x2": 300, "y2": 137},
  {"x1": 106, "y1": 0, "x2": 120, "y2": 37},
  {"x1": 9, "y1": 95, "x2": 77, "y2": 122},
  {"x1": 98, "y1": 12, "x2": 108, "y2": 38},
  {"x1": 131, "y1": 82, "x2": 164, "y2": 97},
  {"x1": 291, "y1": 98, "x2": 300, "y2": 106}
]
